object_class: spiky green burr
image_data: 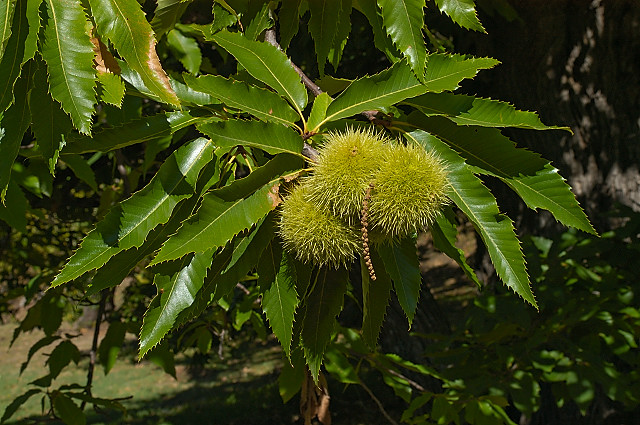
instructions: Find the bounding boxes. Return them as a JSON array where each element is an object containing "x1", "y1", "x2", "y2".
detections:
[
  {"x1": 278, "y1": 183, "x2": 360, "y2": 268},
  {"x1": 305, "y1": 127, "x2": 390, "y2": 223},
  {"x1": 369, "y1": 142, "x2": 449, "y2": 238}
]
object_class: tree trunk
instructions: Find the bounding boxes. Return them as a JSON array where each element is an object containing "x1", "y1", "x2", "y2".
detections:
[{"x1": 458, "y1": 0, "x2": 640, "y2": 232}]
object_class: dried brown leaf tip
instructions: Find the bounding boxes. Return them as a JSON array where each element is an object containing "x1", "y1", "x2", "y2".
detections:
[
  {"x1": 301, "y1": 370, "x2": 331, "y2": 425},
  {"x1": 268, "y1": 183, "x2": 282, "y2": 208},
  {"x1": 90, "y1": 32, "x2": 121, "y2": 75}
]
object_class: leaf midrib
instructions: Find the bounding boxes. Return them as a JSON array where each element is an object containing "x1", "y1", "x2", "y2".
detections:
[{"x1": 46, "y1": 0, "x2": 84, "y2": 127}]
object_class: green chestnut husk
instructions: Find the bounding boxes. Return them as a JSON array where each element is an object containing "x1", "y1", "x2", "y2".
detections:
[
  {"x1": 369, "y1": 142, "x2": 449, "y2": 238},
  {"x1": 305, "y1": 127, "x2": 390, "y2": 223},
  {"x1": 278, "y1": 183, "x2": 360, "y2": 268}
]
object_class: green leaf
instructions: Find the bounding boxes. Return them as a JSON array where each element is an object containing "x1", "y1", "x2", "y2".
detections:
[
  {"x1": 356, "y1": 0, "x2": 400, "y2": 62},
  {"x1": 423, "y1": 53, "x2": 499, "y2": 92},
  {"x1": 89, "y1": 0, "x2": 179, "y2": 106},
  {"x1": 377, "y1": 0, "x2": 426, "y2": 79},
  {"x1": 405, "y1": 92, "x2": 571, "y2": 131},
  {"x1": 167, "y1": 28, "x2": 202, "y2": 75},
  {"x1": 174, "y1": 216, "x2": 275, "y2": 329},
  {"x1": 327, "y1": 0, "x2": 352, "y2": 69},
  {"x1": 257, "y1": 238, "x2": 282, "y2": 292},
  {"x1": 0, "y1": 0, "x2": 16, "y2": 62},
  {"x1": 51, "y1": 392, "x2": 86, "y2": 425},
  {"x1": 31, "y1": 63, "x2": 72, "y2": 175},
  {"x1": 0, "y1": 62, "x2": 32, "y2": 201},
  {"x1": 146, "y1": 340, "x2": 176, "y2": 377},
  {"x1": 97, "y1": 321, "x2": 127, "y2": 375},
  {"x1": 139, "y1": 249, "x2": 214, "y2": 358},
  {"x1": 183, "y1": 73, "x2": 299, "y2": 126},
  {"x1": 117, "y1": 59, "x2": 214, "y2": 107},
  {"x1": 321, "y1": 61, "x2": 426, "y2": 126},
  {"x1": 62, "y1": 111, "x2": 213, "y2": 154},
  {"x1": 435, "y1": 0, "x2": 485, "y2": 33},
  {"x1": 48, "y1": 340, "x2": 81, "y2": 379},
  {"x1": 361, "y1": 252, "x2": 392, "y2": 349},
  {"x1": 211, "y1": 153, "x2": 304, "y2": 201},
  {"x1": 151, "y1": 179, "x2": 281, "y2": 264},
  {"x1": 151, "y1": 0, "x2": 192, "y2": 38},
  {"x1": 245, "y1": 2, "x2": 273, "y2": 41},
  {"x1": 430, "y1": 209, "x2": 481, "y2": 287},
  {"x1": 263, "y1": 252, "x2": 299, "y2": 359},
  {"x1": 279, "y1": 347, "x2": 306, "y2": 402},
  {"x1": 277, "y1": 0, "x2": 302, "y2": 50},
  {"x1": 60, "y1": 155, "x2": 97, "y2": 191},
  {"x1": 97, "y1": 72, "x2": 125, "y2": 107},
  {"x1": 197, "y1": 119, "x2": 303, "y2": 156},
  {"x1": 407, "y1": 129, "x2": 536, "y2": 307},
  {"x1": 87, "y1": 191, "x2": 208, "y2": 295},
  {"x1": 308, "y1": 0, "x2": 343, "y2": 75},
  {"x1": 0, "y1": 389, "x2": 41, "y2": 424},
  {"x1": 301, "y1": 267, "x2": 348, "y2": 382},
  {"x1": 0, "y1": 179, "x2": 27, "y2": 232},
  {"x1": 210, "y1": 30, "x2": 307, "y2": 114},
  {"x1": 307, "y1": 92, "x2": 332, "y2": 133},
  {"x1": 413, "y1": 115, "x2": 594, "y2": 234},
  {"x1": 41, "y1": 0, "x2": 96, "y2": 134},
  {"x1": 0, "y1": 0, "x2": 34, "y2": 113},
  {"x1": 51, "y1": 138, "x2": 215, "y2": 286},
  {"x1": 377, "y1": 237, "x2": 422, "y2": 327}
]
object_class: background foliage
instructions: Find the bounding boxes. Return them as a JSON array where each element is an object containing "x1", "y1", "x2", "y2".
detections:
[{"x1": 0, "y1": 1, "x2": 636, "y2": 424}]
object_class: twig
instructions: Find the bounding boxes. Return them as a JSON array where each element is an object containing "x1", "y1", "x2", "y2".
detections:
[
  {"x1": 81, "y1": 290, "x2": 108, "y2": 410},
  {"x1": 264, "y1": 28, "x2": 323, "y2": 96},
  {"x1": 359, "y1": 379, "x2": 399, "y2": 425}
]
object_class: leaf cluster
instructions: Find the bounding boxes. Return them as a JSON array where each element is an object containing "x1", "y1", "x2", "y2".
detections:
[{"x1": 0, "y1": 0, "x2": 597, "y2": 423}]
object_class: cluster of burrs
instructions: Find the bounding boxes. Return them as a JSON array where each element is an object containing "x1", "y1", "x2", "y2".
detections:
[{"x1": 279, "y1": 127, "x2": 449, "y2": 271}]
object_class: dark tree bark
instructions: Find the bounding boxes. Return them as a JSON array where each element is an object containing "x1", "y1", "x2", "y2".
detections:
[{"x1": 457, "y1": 0, "x2": 640, "y2": 232}]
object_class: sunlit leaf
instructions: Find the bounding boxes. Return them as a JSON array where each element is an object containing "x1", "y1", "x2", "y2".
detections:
[
  {"x1": 435, "y1": 0, "x2": 485, "y2": 33},
  {"x1": 183, "y1": 73, "x2": 299, "y2": 126},
  {"x1": 245, "y1": 2, "x2": 273, "y2": 41},
  {"x1": 62, "y1": 111, "x2": 214, "y2": 154},
  {"x1": 423, "y1": 53, "x2": 499, "y2": 92},
  {"x1": 210, "y1": 30, "x2": 307, "y2": 114},
  {"x1": 139, "y1": 249, "x2": 214, "y2": 358},
  {"x1": 89, "y1": 0, "x2": 179, "y2": 106},
  {"x1": 167, "y1": 28, "x2": 202, "y2": 75},
  {"x1": 263, "y1": 252, "x2": 299, "y2": 359},
  {"x1": 307, "y1": 92, "x2": 332, "y2": 132},
  {"x1": 51, "y1": 138, "x2": 215, "y2": 286},
  {"x1": 405, "y1": 92, "x2": 571, "y2": 131},
  {"x1": 197, "y1": 119, "x2": 303, "y2": 156},
  {"x1": 377, "y1": 0, "x2": 426, "y2": 80},
  {"x1": 96, "y1": 72, "x2": 126, "y2": 107},
  {"x1": 407, "y1": 129, "x2": 536, "y2": 307},
  {"x1": 41, "y1": 0, "x2": 96, "y2": 134},
  {"x1": 322, "y1": 61, "x2": 426, "y2": 125},
  {"x1": 414, "y1": 115, "x2": 594, "y2": 234},
  {"x1": 151, "y1": 180, "x2": 282, "y2": 265}
]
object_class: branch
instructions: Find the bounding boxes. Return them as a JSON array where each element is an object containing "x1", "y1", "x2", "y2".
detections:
[{"x1": 264, "y1": 28, "x2": 322, "y2": 96}]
